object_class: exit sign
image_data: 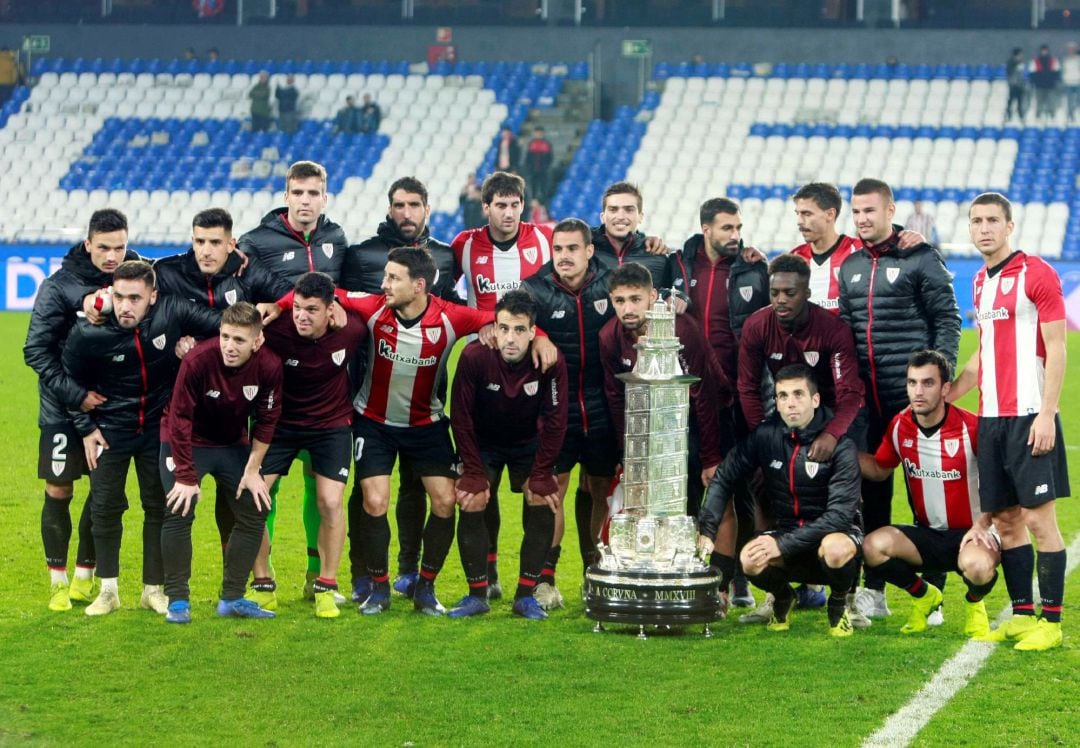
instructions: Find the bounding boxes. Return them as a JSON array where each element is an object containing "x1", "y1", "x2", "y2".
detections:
[
  {"x1": 622, "y1": 39, "x2": 651, "y2": 58},
  {"x1": 25, "y1": 35, "x2": 51, "y2": 53}
]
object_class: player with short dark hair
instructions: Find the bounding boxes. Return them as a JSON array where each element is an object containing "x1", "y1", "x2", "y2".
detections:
[
  {"x1": 670, "y1": 196, "x2": 770, "y2": 612},
  {"x1": 859, "y1": 350, "x2": 1000, "y2": 637},
  {"x1": 698, "y1": 364, "x2": 863, "y2": 636},
  {"x1": 452, "y1": 170, "x2": 553, "y2": 312},
  {"x1": 339, "y1": 176, "x2": 463, "y2": 603},
  {"x1": 449, "y1": 289, "x2": 569, "y2": 619},
  {"x1": 790, "y1": 182, "x2": 863, "y2": 314},
  {"x1": 250, "y1": 272, "x2": 368, "y2": 618},
  {"x1": 451, "y1": 169, "x2": 555, "y2": 596},
  {"x1": 159, "y1": 302, "x2": 283, "y2": 623},
  {"x1": 24, "y1": 208, "x2": 139, "y2": 610},
  {"x1": 321, "y1": 247, "x2": 495, "y2": 616},
  {"x1": 600, "y1": 262, "x2": 731, "y2": 523},
  {"x1": 840, "y1": 177, "x2": 962, "y2": 620},
  {"x1": 521, "y1": 218, "x2": 616, "y2": 610},
  {"x1": 590, "y1": 181, "x2": 672, "y2": 291},
  {"x1": 61, "y1": 260, "x2": 221, "y2": 616},
  {"x1": 949, "y1": 192, "x2": 1070, "y2": 651}
]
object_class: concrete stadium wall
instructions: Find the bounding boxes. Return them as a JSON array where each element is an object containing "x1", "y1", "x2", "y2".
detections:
[{"x1": 3, "y1": 24, "x2": 1080, "y2": 111}]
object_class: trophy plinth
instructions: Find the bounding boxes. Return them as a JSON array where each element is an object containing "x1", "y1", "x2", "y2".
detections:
[{"x1": 584, "y1": 301, "x2": 723, "y2": 636}]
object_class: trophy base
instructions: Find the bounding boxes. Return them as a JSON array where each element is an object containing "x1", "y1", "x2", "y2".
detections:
[{"x1": 583, "y1": 565, "x2": 723, "y2": 626}]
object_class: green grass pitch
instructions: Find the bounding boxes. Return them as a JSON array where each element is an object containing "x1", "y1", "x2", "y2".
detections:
[{"x1": 0, "y1": 314, "x2": 1077, "y2": 746}]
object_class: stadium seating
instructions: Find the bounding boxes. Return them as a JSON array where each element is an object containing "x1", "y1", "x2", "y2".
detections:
[
  {"x1": 553, "y1": 62, "x2": 1076, "y2": 259},
  {"x1": 1, "y1": 58, "x2": 575, "y2": 245}
]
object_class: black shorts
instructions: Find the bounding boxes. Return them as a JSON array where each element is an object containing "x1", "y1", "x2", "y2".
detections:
[
  {"x1": 762, "y1": 528, "x2": 863, "y2": 585},
  {"x1": 894, "y1": 525, "x2": 976, "y2": 575},
  {"x1": 479, "y1": 441, "x2": 538, "y2": 494},
  {"x1": 978, "y1": 414, "x2": 1071, "y2": 511},
  {"x1": 158, "y1": 442, "x2": 247, "y2": 498},
  {"x1": 353, "y1": 417, "x2": 459, "y2": 481},
  {"x1": 38, "y1": 422, "x2": 88, "y2": 482},
  {"x1": 555, "y1": 426, "x2": 618, "y2": 477},
  {"x1": 263, "y1": 425, "x2": 353, "y2": 483}
]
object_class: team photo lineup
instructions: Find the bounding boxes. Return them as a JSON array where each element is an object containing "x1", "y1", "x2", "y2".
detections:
[{"x1": 26, "y1": 156, "x2": 1071, "y2": 650}]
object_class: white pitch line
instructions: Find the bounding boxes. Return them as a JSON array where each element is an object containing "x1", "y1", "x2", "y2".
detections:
[{"x1": 862, "y1": 533, "x2": 1080, "y2": 748}]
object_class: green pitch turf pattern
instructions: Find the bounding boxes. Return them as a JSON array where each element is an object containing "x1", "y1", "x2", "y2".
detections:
[{"x1": 0, "y1": 314, "x2": 1076, "y2": 746}]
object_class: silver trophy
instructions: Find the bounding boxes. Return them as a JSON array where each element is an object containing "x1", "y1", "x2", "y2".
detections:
[{"x1": 584, "y1": 300, "x2": 723, "y2": 637}]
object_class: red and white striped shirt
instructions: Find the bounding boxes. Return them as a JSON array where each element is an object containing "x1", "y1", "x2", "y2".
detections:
[
  {"x1": 790, "y1": 235, "x2": 862, "y2": 315},
  {"x1": 338, "y1": 291, "x2": 493, "y2": 427},
  {"x1": 973, "y1": 251, "x2": 1065, "y2": 417},
  {"x1": 874, "y1": 405, "x2": 980, "y2": 530},
  {"x1": 451, "y1": 223, "x2": 552, "y2": 311}
]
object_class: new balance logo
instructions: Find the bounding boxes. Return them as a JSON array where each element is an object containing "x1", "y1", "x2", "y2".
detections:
[
  {"x1": 1035, "y1": 484, "x2": 1049, "y2": 496},
  {"x1": 380, "y1": 324, "x2": 395, "y2": 334},
  {"x1": 769, "y1": 460, "x2": 783, "y2": 470},
  {"x1": 851, "y1": 274, "x2": 862, "y2": 283},
  {"x1": 476, "y1": 255, "x2": 489, "y2": 264},
  {"x1": 285, "y1": 359, "x2": 299, "y2": 367},
  {"x1": 769, "y1": 352, "x2": 784, "y2": 360},
  {"x1": 551, "y1": 310, "x2": 566, "y2": 319},
  {"x1": 282, "y1": 251, "x2": 295, "y2": 262},
  {"x1": 486, "y1": 383, "x2": 501, "y2": 391},
  {"x1": 902, "y1": 439, "x2": 914, "y2": 448},
  {"x1": 112, "y1": 354, "x2": 125, "y2": 362},
  {"x1": 338, "y1": 468, "x2": 350, "y2": 478},
  {"x1": 206, "y1": 390, "x2": 221, "y2": 398},
  {"x1": 622, "y1": 358, "x2": 632, "y2": 367}
]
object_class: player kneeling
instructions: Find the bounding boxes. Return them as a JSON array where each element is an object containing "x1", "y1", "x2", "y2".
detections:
[
  {"x1": 698, "y1": 364, "x2": 862, "y2": 636},
  {"x1": 160, "y1": 303, "x2": 283, "y2": 622},
  {"x1": 859, "y1": 350, "x2": 1000, "y2": 637},
  {"x1": 449, "y1": 290, "x2": 568, "y2": 619}
]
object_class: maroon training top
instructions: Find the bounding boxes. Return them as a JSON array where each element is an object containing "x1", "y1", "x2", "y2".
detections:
[
  {"x1": 450, "y1": 341, "x2": 568, "y2": 497},
  {"x1": 598, "y1": 313, "x2": 730, "y2": 468},
  {"x1": 738, "y1": 302, "x2": 865, "y2": 440},
  {"x1": 164, "y1": 337, "x2": 283, "y2": 485},
  {"x1": 262, "y1": 310, "x2": 366, "y2": 430}
]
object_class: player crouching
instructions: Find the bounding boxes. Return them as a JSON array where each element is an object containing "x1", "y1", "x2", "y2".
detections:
[
  {"x1": 698, "y1": 365, "x2": 863, "y2": 636},
  {"x1": 859, "y1": 350, "x2": 1000, "y2": 637}
]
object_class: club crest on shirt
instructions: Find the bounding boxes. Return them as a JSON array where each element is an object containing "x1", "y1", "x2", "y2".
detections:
[
  {"x1": 523, "y1": 247, "x2": 537, "y2": 264},
  {"x1": 152, "y1": 334, "x2": 167, "y2": 350},
  {"x1": 426, "y1": 327, "x2": 442, "y2": 344},
  {"x1": 593, "y1": 299, "x2": 609, "y2": 315},
  {"x1": 243, "y1": 385, "x2": 258, "y2": 401},
  {"x1": 524, "y1": 381, "x2": 539, "y2": 396},
  {"x1": 322, "y1": 242, "x2": 334, "y2": 259},
  {"x1": 1001, "y1": 277, "x2": 1015, "y2": 295},
  {"x1": 944, "y1": 438, "x2": 960, "y2": 457},
  {"x1": 225, "y1": 289, "x2": 238, "y2": 305},
  {"x1": 165, "y1": 456, "x2": 175, "y2": 472},
  {"x1": 331, "y1": 349, "x2": 346, "y2": 366},
  {"x1": 52, "y1": 461, "x2": 64, "y2": 477},
  {"x1": 739, "y1": 286, "x2": 753, "y2": 302},
  {"x1": 886, "y1": 267, "x2": 900, "y2": 284},
  {"x1": 805, "y1": 461, "x2": 820, "y2": 478},
  {"x1": 804, "y1": 351, "x2": 820, "y2": 366}
]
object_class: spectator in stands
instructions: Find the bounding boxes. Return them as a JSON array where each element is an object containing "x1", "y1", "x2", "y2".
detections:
[
  {"x1": 523, "y1": 126, "x2": 554, "y2": 204},
  {"x1": 335, "y1": 95, "x2": 360, "y2": 134},
  {"x1": 459, "y1": 173, "x2": 484, "y2": 230},
  {"x1": 207, "y1": 48, "x2": 220, "y2": 62},
  {"x1": 1029, "y1": 44, "x2": 1061, "y2": 122},
  {"x1": 884, "y1": 55, "x2": 899, "y2": 70},
  {"x1": 183, "y1": 47, "x2": 197, "y2": 62},
  {"x1": 1006, "y1": 47, "x2": 1028, "y2": 122},
  {"x1": 1062, "y1": 42, "x2": 1080, "y2": 122},
  {"x1": 496, "y1": 127, "x2": 520, "y2": 173},
  {"x1": 359, "y1": 94, "x2": 381, "y2": 134},
  {"x1": 904, "y1": 201, "x2": 938, "y2": 246},
  {"x1": 249, "y1": 70, "x2": 272, "y2": 132},
  {"x1": 276, "y1": 74, "x2": 300, "y2": 135}
]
